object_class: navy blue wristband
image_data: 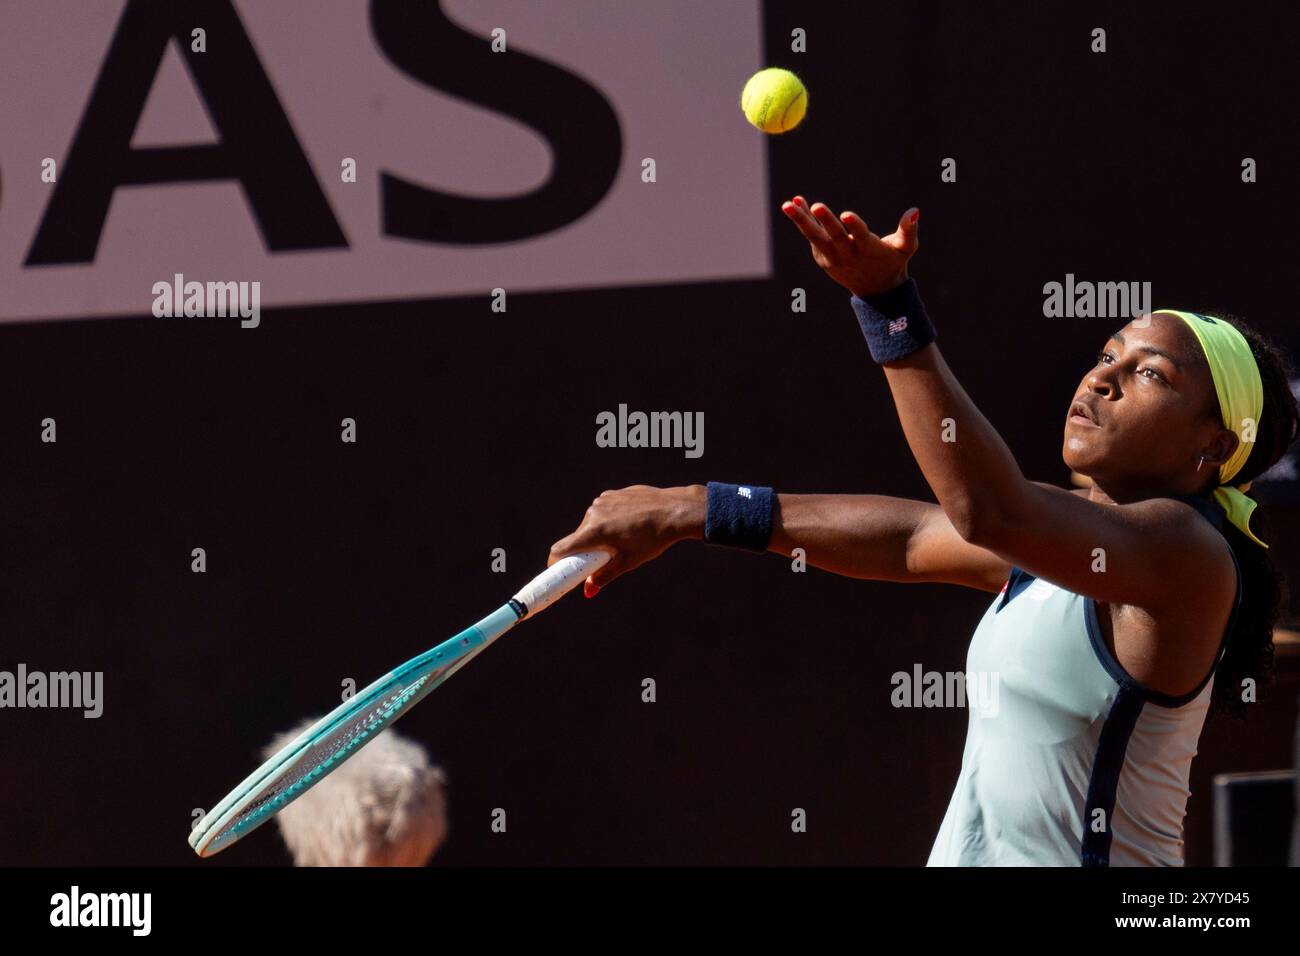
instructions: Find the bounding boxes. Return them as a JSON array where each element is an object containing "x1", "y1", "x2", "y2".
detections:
[
  {"x1": 703, "y1": 481, "x2": 774, "y2": 551},
  {"x1": 849, "y1": 278, "x2": 937, "y2": 363}
]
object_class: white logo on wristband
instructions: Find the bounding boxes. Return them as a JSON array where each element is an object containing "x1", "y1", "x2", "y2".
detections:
[
  {"x1": 738, "y1": 486, "x2": 753, "y2": 499},
  {"x1": 887, "y1": 316, "x2": 909, "y2": 335}
]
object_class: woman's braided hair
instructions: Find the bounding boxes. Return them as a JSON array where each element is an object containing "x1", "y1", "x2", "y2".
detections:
[{"x1": 1194, "y1": 314, "x2": 1299, "y2": 720}]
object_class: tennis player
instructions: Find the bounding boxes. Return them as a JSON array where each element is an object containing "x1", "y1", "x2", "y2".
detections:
[{"x1": 549, "y1": 197, "x2": 1297, "y2": 866}]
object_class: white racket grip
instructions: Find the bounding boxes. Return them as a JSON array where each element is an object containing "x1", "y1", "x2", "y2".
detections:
[{"x1": 512, "y1": 550, "x2": 611, "y2": 619}]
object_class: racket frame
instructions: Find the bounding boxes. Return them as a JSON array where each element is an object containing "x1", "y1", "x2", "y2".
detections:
[{"x1": 189, "y1": 550, "x2": 608, "y2": 858}]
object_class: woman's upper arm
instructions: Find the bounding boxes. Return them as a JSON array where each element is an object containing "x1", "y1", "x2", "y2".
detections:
[
  {"x1": 968, "y1": 481, "x2": 1234, "y2": 613},
  {"x1": 907, "y1": 504, "x2": 1012, "y2": 593}
]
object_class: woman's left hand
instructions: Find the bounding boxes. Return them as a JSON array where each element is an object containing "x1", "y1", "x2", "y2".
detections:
[{"x1": 781, "y1": 196, "x2": 919, "y2": 298}]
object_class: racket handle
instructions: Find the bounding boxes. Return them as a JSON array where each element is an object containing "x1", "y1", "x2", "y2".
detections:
[{"x1": 512, "y1": 550, "x2": 611, "y2": 619}]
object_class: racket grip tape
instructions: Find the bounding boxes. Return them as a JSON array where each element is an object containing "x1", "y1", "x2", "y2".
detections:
[{"x1": 511, "y1": 550, "x2": 611, "y2": 619}]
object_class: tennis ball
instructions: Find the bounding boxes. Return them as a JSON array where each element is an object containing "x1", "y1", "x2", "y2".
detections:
[{"x1": 740, "y1": 68, "x2": 807, "y2": 133}]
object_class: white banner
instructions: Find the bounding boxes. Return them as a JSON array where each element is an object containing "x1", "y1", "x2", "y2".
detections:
[{"x1": 0, "y1": 0, "x2": 769, "y2": 323}]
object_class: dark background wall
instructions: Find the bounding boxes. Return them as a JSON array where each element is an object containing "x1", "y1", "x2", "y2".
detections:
[{"x1": 1, "y1": 0, "x2": 1298, "y2": 865}]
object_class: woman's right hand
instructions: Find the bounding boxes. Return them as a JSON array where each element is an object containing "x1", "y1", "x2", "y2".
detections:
[{"x1": 547, "y1": 484, "x2": 706, "y2": 597}]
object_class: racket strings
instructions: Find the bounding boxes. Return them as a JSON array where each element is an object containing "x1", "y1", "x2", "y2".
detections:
[{"x1": 210, "y1": 670, "x2": 439, "y2": 846}]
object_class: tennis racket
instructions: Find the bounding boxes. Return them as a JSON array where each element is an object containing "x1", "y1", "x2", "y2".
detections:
[{"x1": 189, "y1": 549, "x2": 610, "y2": 858}]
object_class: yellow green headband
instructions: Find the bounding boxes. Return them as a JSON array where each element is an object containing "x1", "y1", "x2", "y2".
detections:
[{"x1": 1156, "y1": 310, "x2": 1267, "y2": 548}]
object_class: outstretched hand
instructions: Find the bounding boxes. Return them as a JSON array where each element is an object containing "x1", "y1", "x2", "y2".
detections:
[{"x1": 781, "y1": 196, "x2": 919, "y2": 299}]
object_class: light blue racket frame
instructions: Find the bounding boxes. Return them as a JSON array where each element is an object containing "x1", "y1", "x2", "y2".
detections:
[{"x1": 190, "y1": 550, "x2": 608, "y2": 858}]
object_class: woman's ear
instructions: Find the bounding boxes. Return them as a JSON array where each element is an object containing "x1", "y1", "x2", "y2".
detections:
[{"x1": 1204, "y1": 427, "x2": 1241, "y2": 472}]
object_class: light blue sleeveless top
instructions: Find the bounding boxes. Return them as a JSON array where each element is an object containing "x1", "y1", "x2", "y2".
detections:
[{"x1": 927, "y1": 493, "x2": 1242, "y2": 866}]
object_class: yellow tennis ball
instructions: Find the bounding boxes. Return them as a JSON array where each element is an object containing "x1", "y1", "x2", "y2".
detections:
[{"x1": 740, "y1": 68, "x2": 807, "y2": 133}]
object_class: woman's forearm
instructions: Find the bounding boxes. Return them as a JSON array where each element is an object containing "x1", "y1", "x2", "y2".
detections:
[
  {"x1": 879, "y1": 343, "x2": 1027, "y2": 541},
  {"x1": 671, "y1": 485, "x2": 933, "y2": 582},
  {"x1": 778, "y1": 198, "x2": 1026, "y2": 542},
  {"x1": 768, "y1": 492, "x2": 938, "y2": 581}
]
